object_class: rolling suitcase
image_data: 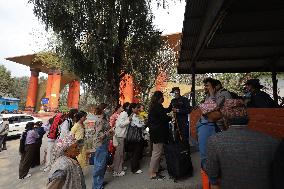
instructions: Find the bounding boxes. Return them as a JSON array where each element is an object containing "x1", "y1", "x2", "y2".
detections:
[{"x1": 164, "y1": 118, "x2": 193, "y2": 181}]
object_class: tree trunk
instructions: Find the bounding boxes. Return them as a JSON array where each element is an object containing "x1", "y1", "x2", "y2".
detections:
[{"x1": 111, "y1": 1, "x2": 129, "y2": 106}]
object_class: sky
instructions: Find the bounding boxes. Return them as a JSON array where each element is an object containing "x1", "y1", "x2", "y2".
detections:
[{"x1": 0, "y1": 0, "x2": 186, "y2": 77}]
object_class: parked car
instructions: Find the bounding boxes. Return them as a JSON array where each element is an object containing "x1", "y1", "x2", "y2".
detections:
[{"x1": 1, "y1": 114, "x2": 42, "y2": 137}]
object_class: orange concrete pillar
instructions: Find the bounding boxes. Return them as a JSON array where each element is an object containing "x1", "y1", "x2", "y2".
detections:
[
  {"x1": 67, "y1": 80, "x2": 80, "y2": 109},
  {"x1": 119, "y1": 74, "x2": 134, "y2": 104},
  {"x1": 67, "y1": 82, "x2": 74, "y2": 108},
  {"x1": 45, "y1": 72, "x2": 54, "y2": 108},
  {"x1": 156, "y1": 71, "x2": 167, "y2": 91},
  {"x1": 71, "y1": 80, "x2": 80, "y2": 109},
  {"x1": 25, "y1": 68, "x2": 39, "y2": 111},
  {"x1": 50, "y1": 71, "x2": 61, "y2": 111}
]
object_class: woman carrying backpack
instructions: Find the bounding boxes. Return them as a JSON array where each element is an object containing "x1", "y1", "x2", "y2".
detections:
[{"x1": 19, "y1": 122, "x2": 39, "y2": 179}]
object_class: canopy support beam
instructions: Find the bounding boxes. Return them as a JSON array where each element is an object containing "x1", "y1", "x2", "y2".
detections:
[
  {"x1": 191, "y1": 65, "x2": 196, "y2": 107},
  {"x1": 272, "y1": 71, "x2": 278, "y2": 104}
]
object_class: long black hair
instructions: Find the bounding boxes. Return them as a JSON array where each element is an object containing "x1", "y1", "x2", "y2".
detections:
[
  {"x1": 75, "y1": 111, "x2": 87, "y2": 122},
  {"x1": 122, "y1": 102, "x2": 130, "y2": 111},
  {"x1": 149, "y1": 91, "x2": 163, "y2": 111},
  {"x1": 113, "y1": 104, "x2": 122, "y2": 114},
  {"x1": 128, "y1": 103, "x2": 138, "y2": 116},
  {"x1": 25, "y1": 122, "x2": 35, "y2": 131},
  {"x1": 67, "y1": 108, "x2": 78, "y2": 119}
]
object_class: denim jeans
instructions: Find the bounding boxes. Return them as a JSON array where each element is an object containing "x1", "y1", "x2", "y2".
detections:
[
  {"x1": 197, "y1": 117, "x2": 217, "y2": 169},
  {"x1": 92, "y1": 142, "x2": 108, "y2": 189}
]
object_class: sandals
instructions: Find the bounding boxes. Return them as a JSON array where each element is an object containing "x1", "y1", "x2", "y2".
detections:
[{"x1": 150, "y1": 174, "x2": 165, "y2": 180}]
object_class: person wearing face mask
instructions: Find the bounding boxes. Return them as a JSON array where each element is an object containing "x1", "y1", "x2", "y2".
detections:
[{"x1": 166, "y1": 87, "x2": 191, "y2": 144}]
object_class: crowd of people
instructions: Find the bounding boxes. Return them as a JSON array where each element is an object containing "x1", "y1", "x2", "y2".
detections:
[
  {"x1": 16, "y1": 102, "x2": 149, "y2": 188},
  {"x1": 10, "y1": 77, "x2": 284, "y2": 189},
  {"x1": 197, "y1": 78, "x2": 283, "y2": 189}
]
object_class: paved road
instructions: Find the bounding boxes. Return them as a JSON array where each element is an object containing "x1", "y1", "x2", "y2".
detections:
[{"x1": 0, "y1": 129, "x2": 202, "y2": 189}]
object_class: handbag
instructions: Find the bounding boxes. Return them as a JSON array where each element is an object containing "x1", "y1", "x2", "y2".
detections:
[{"x1": 126, "y1": 125, "x2": 143, "y2": 143}]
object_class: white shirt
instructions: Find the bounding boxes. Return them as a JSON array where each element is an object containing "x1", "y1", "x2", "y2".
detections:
[
  {"x1": 59, "y1": 118, "x2": 73, "y2": 139},
  {"x1": 130, "y1": 114, "x2": 144, "y2": 128},
  {"x1": 115, "y1": 111, "x2": 130, "y2": 138}
]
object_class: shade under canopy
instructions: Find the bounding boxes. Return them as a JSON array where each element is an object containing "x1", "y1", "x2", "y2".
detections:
[{"x1": 178, "y1": 0, "x2": 284, "y2": 74}]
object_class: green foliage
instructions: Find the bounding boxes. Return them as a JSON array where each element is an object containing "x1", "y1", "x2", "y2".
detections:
[
  {"x1": 29, "y1": 0, "x2": 165, "y2": 106},
  {"x1": 33, "y1": 52, "x2": 65, "y2": 70},
  {"x1": 0, "y1": 65, "x2": 30, "y2": 109},
  {"x1": 58, "y1": 105, "x2": 69, "y2": 113},
  {"x1": 12, "y1": 76, "x2": 29, "y2": 109},
  {"x1": 0, "y1": 65, "x2": 15, "y2": 97}
]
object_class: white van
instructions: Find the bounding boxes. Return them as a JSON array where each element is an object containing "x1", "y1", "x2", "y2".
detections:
[{"x1": 1, "y1": 114, "x2": 42, "y2": 137}]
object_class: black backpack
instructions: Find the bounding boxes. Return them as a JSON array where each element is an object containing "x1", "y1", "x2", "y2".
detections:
[{"x1": 19, "y1": 131, "x2": 27, "y2": 154}]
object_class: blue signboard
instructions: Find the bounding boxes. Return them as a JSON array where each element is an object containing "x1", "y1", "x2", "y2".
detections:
[{"x1": 41, "y1": 98, "x2": 49, "y2": 104}]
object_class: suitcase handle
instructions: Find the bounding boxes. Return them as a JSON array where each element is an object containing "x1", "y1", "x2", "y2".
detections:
[{"x1": 173, "y1": 113, "x2": 183, "y2": 142}]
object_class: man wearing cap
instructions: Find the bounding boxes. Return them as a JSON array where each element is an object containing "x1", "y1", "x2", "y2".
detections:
[
  {"x1": 166, "y1": 87, "x2": 191, "y2": 144},
  {"x1": 205, "y1": 99, "x2": 279, "y2": 189},
  {"x1": 245, "y1": 79, "x2": 278, "y2": 108}
]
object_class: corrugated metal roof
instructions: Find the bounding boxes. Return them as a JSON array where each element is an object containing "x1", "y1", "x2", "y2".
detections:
[{"x1": 178, "y1": 0, "x2": 284, "y2": 74}]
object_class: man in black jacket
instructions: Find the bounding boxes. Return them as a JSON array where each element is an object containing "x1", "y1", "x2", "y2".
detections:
[
  {"x1": 166, "y1": 87, "x2": 191, "y2": 144},
  {"x1": 245, "y1": 79, "x2": 278, "y2": 108}
]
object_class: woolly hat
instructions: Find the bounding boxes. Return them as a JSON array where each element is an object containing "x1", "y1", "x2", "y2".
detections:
[{"x1": 221, "y1": 99, "x2": 248, "y2": 125}]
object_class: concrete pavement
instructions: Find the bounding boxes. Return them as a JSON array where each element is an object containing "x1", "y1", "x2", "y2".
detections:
[{"x1": 0, "y1": 136, "x2": 202, "y2": 189}]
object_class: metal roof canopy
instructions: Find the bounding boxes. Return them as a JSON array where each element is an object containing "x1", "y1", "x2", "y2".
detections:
[{"x1": 178, "y1": 0, "x2": 284, "y2": 74}]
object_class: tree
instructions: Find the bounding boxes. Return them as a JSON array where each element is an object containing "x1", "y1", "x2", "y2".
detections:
[
  {"x1": 29, "y1": 0, "x2": 166, "y2": 106},
  {"x1": 0, "y1": 65, "x2": 15, "y2": 97},
  {"x1": 12, "y1": 76, "x2": 29, "y2": 109}
]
